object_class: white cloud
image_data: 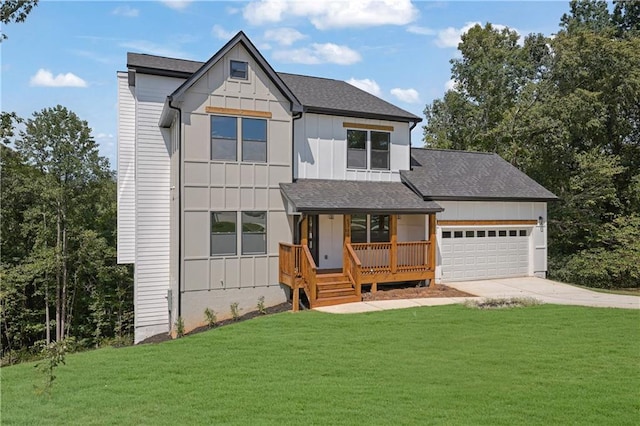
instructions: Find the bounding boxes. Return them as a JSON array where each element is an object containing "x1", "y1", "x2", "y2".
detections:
[
  {"x1": 407, "y1": 25, "x2": 435, "y2": 36},
  {"x1": 435, "y1": 21, "x2": 521, "y2": 48},
  {"x1": 390, "y1": 88, "x2": 420, "y2": 103},
  {"x1": 264, "y1": 27, "x2": 306, "y2": 46},
  {"x1": 119, "y1": 40, "x2": 187, "y2": 58},
  {"x1": 211, "y1": 25, "x2": 236, "y2": 40},
  {"x1": 347, "y1": 78, "x2": 381, "y2": 97},
  {"x1": 30, "y1": 69, "x2": 87, "y2": 88},
  {"x1": 161, "y1": 0, "x2": 193, "y2": 10},
  {"x1": 94, "y1": 132, "x2": 114, "y2": 139},
  {"x1": 273, "y1": 43, "x2": 361, "y2": 65},
  {"x1": 112, "y1": 5, "x2": 139, "y2": 17},
  {"x1": 445, "y1": 79, "x2": 458, "y2": 91},
  {"x1": 435, "y1": 21, "x2": 480, "y2": 48},
  {"x1": 243, "y1": 0, "x2": 418, "y2": 29}
]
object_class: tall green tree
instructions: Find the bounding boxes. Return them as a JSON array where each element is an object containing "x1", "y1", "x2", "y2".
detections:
[
  {"x1": 423, "y1": 0, "x2": 640, "y2": 288},
  {"x1": 2, "y1": 106, "x2": 133, "y2": 362}
]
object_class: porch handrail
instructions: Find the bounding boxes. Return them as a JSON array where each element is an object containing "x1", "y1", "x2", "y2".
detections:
[
  {"x1": 300, "y1": 245, "x2": 317, "y2": 303},
  {"x1": 278, "y1": 243, "x2": 304, "y2": 287},
  {"x1": 344, "y1": 243, "x2": 362, "y2": 297}
]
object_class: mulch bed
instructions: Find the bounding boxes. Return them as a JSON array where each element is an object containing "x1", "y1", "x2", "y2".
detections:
[
  {"x1": 362, "y1": 283, "x2": 475, "y2": 301},
  {"x1": 138, "y1": 302, "x2": 293, "y2": 345},
  {"x1": 139, "y1": 285, "x2": 474, "y2": 344}
]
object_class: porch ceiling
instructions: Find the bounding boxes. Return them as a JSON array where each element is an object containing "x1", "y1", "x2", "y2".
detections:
[{"x1": 280, "y1": 179, "x2": 443, "y2": 215}]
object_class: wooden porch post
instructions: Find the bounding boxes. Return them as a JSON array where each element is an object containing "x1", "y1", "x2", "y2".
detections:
[
  {"x1": 390, "y1": 214, "x2": 398, "y2": 274},
  {"x1": 342, "y1": 215, "x2": 351, "y2": 275},
  {"x1": 292, "y1": 287, "x2": 299, "y2": 312},
  {"x1": 428, "y1": 213, "x2": 437, "y2": 288},
  {"x1": 300, "y1": 215, "x2": 308, "y2": 246}
]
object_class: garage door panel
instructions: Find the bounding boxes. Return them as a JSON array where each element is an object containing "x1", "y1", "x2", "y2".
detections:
[{"x1": 441, "y1": 227, "x2": 531, "y2": 282}]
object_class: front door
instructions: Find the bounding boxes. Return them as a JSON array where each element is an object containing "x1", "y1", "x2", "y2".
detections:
[{"x1": 307, "y1": 215, "x2": 319, "y2": 265}]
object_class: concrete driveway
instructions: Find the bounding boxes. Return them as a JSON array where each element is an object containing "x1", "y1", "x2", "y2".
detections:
[
  {"x1": 446, "y1": 277, "x2": 639, "y2": 310},
  {"x1": 315, "y1": 277, "x2": 639, "y2": 314}
]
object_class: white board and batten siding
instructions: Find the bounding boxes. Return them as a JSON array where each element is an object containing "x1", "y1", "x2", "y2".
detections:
[
  {"x1": 435, "y1": 201, "x2": 548, "y2": 283},
  {"x1": 117, "y1": 72, "x2": 135, "y2": 264},
  {"x1": 132, "y1": 73, "x2": 185, "y2": 342},
  {"x1": 294, "y1": 113, "x2": 411, "y2": 182}
]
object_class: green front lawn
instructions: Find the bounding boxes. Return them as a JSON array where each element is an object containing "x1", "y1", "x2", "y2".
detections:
[{"x1": 2, "y1": 305, "x2": 639, "y2": 425}]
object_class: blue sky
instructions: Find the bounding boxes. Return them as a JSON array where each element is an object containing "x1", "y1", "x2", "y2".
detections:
[{"x1": 1, "y1": 0, "x2": 571, "y2": 169}]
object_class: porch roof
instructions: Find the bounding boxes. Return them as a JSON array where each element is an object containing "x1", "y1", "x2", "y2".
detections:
[{"x1": 280, "y1": 179, "x2": 443, "y2": 215}]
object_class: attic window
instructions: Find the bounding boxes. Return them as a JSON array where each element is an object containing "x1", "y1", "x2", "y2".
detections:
[{"x1": 230, "y1": 60, "x2": 248, "y2": 80}]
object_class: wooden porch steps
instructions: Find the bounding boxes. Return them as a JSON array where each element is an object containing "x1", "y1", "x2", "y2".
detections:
[{"x1": 311, "y1": 273, "x2": 361, "y2": 308}]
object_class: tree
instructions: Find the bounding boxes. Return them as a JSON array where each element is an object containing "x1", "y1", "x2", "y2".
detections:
[
  {"x1": 2, "y1": 107, "x2": 133, "y2": 362},
  {"x1": 423, "y1": 0, "x2": 640, "y2": 288},
  {"x1": 0, "y1": 0, "x2": 38, "y2": 41}
]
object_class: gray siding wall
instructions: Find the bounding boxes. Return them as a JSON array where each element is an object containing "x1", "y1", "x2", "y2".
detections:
[{"x1": 177, "y1": 44, "x2": 292, "y2": 331}]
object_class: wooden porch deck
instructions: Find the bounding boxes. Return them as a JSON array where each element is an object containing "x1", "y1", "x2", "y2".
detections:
[{"x1": 279, "y1": 240, "x2": 435, "y2": 310}]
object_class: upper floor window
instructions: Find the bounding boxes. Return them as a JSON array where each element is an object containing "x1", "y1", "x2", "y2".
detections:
[
  {"x1": 346, "y1": 129, "x2": 390, "y2": 170},
  {"x1": 211, "y1": 115, "x2": 267, "y2": 163},
  {"x1": 230, "y1": 60, "x2": 248, "y2": 80},
  {"x1": 242, "y1": 118, "x2": 267, "y2": 162},
  {"x1": 371, "y1": 132, "x2": 390, "y2": 170},
  {"x1": 211, "y1": 116, "x2": 237, "y2": 161}
]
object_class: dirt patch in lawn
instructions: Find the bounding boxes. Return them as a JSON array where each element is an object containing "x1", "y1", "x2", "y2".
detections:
[{"x1": 362, "y1": 283, "x2": 475, "y2": 301}]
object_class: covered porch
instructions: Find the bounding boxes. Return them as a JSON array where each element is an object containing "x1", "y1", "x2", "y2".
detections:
[{"x1": 278, "y1": 179, "x2": 443, "y2": 310}]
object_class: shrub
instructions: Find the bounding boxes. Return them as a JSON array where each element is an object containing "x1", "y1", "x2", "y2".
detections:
[
  {"x1": 204, "y1": 308, "x2": 217, "y2": 328},
  {"x1": 174, "y1": 317, "x2": 185, "y2": 338},
  {"x1": 257, "y1": 296, "x2": 266, "y2": 315},
  {"x1": 230, "y1": 302, "x2": 240, "y2": 321},
  {"x1": 34, "y1": 338, "x2": 72, "y2": 396}
]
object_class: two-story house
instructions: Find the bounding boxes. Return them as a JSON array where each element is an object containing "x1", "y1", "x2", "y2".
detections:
[{"x1": 118, "y1": 32, "x2": 556, "y2": 342}]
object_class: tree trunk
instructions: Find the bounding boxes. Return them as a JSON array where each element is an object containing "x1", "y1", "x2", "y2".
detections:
[
  {"x1": 55, "y1": 201, "x2": 62, "y2": 342},
  {"x1": 61, "y1": 215, "x2": 67, "y2": 339},
  {"x1": 45, "y1": 283, "x2": 51, "y2": 344}
]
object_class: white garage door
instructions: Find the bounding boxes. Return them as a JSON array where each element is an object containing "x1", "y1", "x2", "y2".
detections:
[{"x1": 440, "y1": 228, "x2": 530, "y2": 282}]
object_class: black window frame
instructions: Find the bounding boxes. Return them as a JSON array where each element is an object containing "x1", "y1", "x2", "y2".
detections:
[
  {"x1": 241, "y1": 118, "x2": 267, "y2": 163},
  {"x1": 477, "y1": 230, "x2": 486, "y2": 237},
  {"x1": 241, "y1": 211, "x2": 267, "y2": 255},
  {"x1": 370, "y1": 215, "x2": 390, "y2": 243},
  {"x1": 442, "y1": 231, "x2": 452, "y2": 238},
  {"x1": 230, "y1": 60, "x2": 248, "y2": 80},
  {"x1": 370, "y1": 131, "x2": 390, "y2": 170},
  {"x1": 211, "y1": 211, "x2": 237, "y2": 256},
  {"x1": 211, "y1": 115, "x2": 238, "y2": 161},
  {"x1": 347, "y1": 129, "x2": 367, "y2": 169}
]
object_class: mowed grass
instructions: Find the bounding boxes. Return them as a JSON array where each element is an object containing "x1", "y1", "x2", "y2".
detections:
[{"x1": 2, "y1": 305, "x2": 639, "y2": 425}]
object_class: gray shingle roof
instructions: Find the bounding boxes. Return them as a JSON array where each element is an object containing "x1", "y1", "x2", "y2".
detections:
[
  {"x1": 280, "y1": 179, "x2": 443, "y2": 214},
  {"x1": 401, "y1": 149, "x2": 558, "y2": 201},
  {"x1": 126, "y1": 52, "x2": 420, "y2": 122},
  {"x1": 278, "y1": 73, "x2": 419, "y2": 122}
]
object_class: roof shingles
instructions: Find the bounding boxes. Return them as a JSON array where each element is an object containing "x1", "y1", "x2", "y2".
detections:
[
  {"x1": 402, "y1": 149, "x2": 558, "y2": 201},
  {"x1": 280, "y1": 179, "x2": 443, "y2": 214},
  {"x1": 126, "y1": 52, "x2": 419, "y2": 122}
]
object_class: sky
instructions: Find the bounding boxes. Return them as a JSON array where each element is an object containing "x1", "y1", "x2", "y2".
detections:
[{"x1": 1, "y1": 0, "x2": 572, "y2": 169}]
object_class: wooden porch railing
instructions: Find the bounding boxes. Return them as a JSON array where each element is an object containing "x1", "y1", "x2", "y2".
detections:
[
  {"x1": 344, "y1": 243, "x2": 362, "y2": 297},
  {"x1": 350, "y1": 241, "x2": 431, "y2": 275},
  {"x1": 397, "y1": 241, "x2": 430, "y2": 272},
  {"x1": 300, "y1": 245, "x2": 317, "y2": 302},
  {"x1": 278, "y1": 242, "x2": 302, "y2": 287}
]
